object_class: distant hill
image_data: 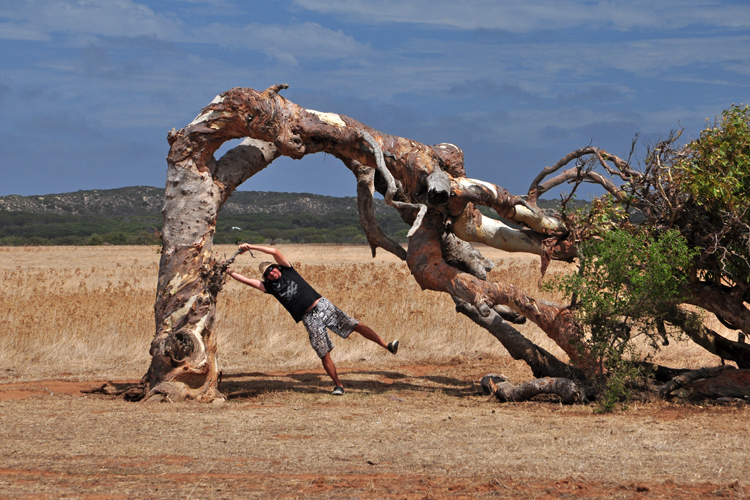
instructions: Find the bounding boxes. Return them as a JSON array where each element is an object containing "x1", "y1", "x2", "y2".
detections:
[
  {"x1": 0, "y1": 186, "x2": 388, "y2": 217},
  {"x1": 0, "y1": 187, "x2": 579, "y2": 246},
  {"x1": 0, "y1": 187, "x2": 405, "y2": 246},
  {"x1": 0, "y1": 185, "x2": 580, "y2": 216}
]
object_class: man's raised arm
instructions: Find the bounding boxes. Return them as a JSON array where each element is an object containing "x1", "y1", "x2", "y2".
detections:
[
  {"x1": 238, "y1": 243, "x2": 292, "y2": 267},
  {"x1": 226, "y1": 269, "x2": 266, "y2": 292}
]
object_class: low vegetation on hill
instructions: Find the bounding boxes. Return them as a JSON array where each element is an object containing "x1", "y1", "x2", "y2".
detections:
[
  {"x1": 0, "y1": 186, "x2": 570, "y2": 246},
  {"x1": 0, "y1": 187, "x2": 409, "y2": 246}
]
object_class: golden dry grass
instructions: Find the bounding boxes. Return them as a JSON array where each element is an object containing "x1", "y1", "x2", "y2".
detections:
[{"x1": 0, "y1": 244, "x2": 725, "y2": 383}]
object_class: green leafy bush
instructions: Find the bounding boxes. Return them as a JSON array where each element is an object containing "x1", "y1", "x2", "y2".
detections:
[
  {"x1": 673, "y1": 104, "x2": 750, "y2": 287},
  {"x1": 678, "y1": 104, "x2": 750, "y2": 213},
  {"x1": 548, "y1": 228, "x2": 697, "y2": 411}
]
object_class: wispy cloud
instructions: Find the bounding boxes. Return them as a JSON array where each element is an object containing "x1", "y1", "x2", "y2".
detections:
[
  {"x1": 0, "y1": 0, "x2": 184, "y2": 42},
  {"x1": 291, "y1": 0, "x2": 750, "y2": 31},
  {"x1": 194, "y1": 22, "x2": 371, "y2": 66}
]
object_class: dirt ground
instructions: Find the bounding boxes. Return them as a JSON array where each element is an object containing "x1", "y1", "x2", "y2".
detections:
[{"x1": 1, "y1": 357, "x2": 748, "y2": 500}]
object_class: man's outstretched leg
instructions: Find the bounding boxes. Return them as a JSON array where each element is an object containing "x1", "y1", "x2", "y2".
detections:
[{"x1": 353, "y1": 323, "x2": 399, "y2": 354}]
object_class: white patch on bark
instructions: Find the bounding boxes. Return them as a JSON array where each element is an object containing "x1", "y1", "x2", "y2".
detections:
[
  {"x1": 189, "y1": 314, "x2": 209, "y2": 367},
  {"x1": 306, "y1": 109, "x2": 346, "y2": 128},
  {"x1": 167, "y1": 295, "x2": 198, "y2": 327},
  {"x1": 453, "y1": 211, "x2": 541, "y2": 254},
  {"x1": 190, "y1": 95, "x2": 227, "y2": 126},
  {"x1": 457, "y1": 177, "x2": 498, "y2": 197},
  {"x1": 513, "y1": 205, "x2": 564, "y2": 232},
  {"x1": 166, "y1": 274, "x2": 184, "y2": 295}
]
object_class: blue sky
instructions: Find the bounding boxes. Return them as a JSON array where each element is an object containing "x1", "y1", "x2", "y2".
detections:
[{"x1": 1, "y1": 0, "x2": 748, "y2": 199}]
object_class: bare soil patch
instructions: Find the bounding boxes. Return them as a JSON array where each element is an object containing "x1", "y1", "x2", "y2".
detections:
[{"x1": 1, "y1": 357, "x2": 748, "y2": 499}]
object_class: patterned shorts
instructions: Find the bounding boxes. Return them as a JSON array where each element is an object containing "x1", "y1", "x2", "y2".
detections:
[{"x1": 302, "y1": 297, "x2": 359, "y2": 358}]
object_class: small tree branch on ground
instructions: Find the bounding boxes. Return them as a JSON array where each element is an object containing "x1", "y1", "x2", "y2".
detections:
[
  {"x1": 487, "y1": 376, "x2": 589, "y2": 404},
  {"x1": 659, "y1": 365, "x2": 736, "y2": 398}
]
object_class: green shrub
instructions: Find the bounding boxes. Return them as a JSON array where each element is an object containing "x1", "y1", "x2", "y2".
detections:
[
  {"x1": 678, "y1": 104, "x2": 750, "y2": 213},
  {"x1": 547, "y1": 228, "x2": 697, "y2": 411},
  {"x1": 87, "y1": 233, "x2": 105, "y2": 246}
]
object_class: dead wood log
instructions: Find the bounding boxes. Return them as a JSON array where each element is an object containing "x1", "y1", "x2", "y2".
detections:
[
  {"x1": 480, "y1": 374, "x2": 508, "y2": 394},
  {"x1": 487, "y1": 376, "x2": 588, "y2": 404},
  {"x1": 454, "y1": 298, "x2": 585, "y2": 380}
]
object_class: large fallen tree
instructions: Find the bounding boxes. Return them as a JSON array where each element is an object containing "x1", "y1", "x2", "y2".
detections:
[{"x1": 136, "y1": 85, "x2": 749, "y2": 405}]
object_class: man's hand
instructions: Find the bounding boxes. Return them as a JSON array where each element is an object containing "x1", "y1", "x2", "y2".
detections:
[{"x1": 219, "y1": 248, "x2": 248, "y2": 274}]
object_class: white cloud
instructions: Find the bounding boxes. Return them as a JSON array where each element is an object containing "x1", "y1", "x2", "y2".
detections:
[
  {"x1": 291, "y1": 0, "x2": 750, "y2": 32},
  {"x1": 341, "y1": 33, "x2": 750, "y2": 100},
  {"x1": 0, "y1": 0, "x2": 184, "y2": 42},
  {"x1": 195, "y1": 21, "x2": 371, "y2": 65},
  {"x1": 0, "y1": 21, "x2": 50, "y2": 41},
  {"x1": 516, "y1": 36, "x2": 750, "y2": 80}
]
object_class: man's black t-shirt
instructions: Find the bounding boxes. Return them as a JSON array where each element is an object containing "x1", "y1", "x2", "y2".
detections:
[{"x1": 263, "y1": 265, "x2": 322, "y2": 322}]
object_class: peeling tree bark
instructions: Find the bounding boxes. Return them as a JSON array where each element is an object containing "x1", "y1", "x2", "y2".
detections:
[
  {"x1": 681, "y1": 369, "x2": 750, "y2": 400},
  {"x1": 144, "y1": 85, "x2": 586, "y2": 401},
  {"x1": 142, "y1": 138, "x2": 279, "y2": 402},
  {"x1": 658, "y1": 365, "x2": 736, "y2": 398}
]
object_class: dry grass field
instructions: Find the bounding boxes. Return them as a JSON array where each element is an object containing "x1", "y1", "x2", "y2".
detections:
[{"x1": 0, "y1": 244, "x2": 748, "y2": 499}]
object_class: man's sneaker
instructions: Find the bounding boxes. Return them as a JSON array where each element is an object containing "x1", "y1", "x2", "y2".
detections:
[
  {"x1": 332, "y1": 386, "x2": 344, "y2": 396},
  {"x1": 387, "y1": 340, "x2": 399, "y2": 354}
]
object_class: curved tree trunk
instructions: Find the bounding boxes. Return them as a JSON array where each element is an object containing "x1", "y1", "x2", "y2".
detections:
[
  {"x1": 142, "y1": 139, "x2": 278, "y2": 402},
  {"x1": 453, "y1": 298, "x2": 585, "y2": 380},
  {"x1": 143, "y1": 85, "x2": 587, "y2": 401}
]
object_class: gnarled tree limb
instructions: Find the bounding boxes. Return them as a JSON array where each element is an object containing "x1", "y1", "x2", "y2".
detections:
[
  {"x1": 526, "y1": 146, "x2": 631, "y2": 205},
  {"x1": 349, "y1": 159, "x2": 408, "y2": 260},
  {"x1": 147, "y1": 84, "x2": 590, "y2": 401},
  {"x1": 659, "y1": 365, "x2": 735, "y2": 398},
  {"x1": 665, "y1": 306, "x2": 750, "y2": 369}
]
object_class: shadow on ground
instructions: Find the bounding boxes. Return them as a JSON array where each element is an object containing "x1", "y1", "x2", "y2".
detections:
[{"x1": 220, "y1": 366, "x2": 480, "y2": 400}]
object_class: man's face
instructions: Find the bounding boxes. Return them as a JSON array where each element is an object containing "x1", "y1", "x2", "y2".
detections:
[{"x1": 265, "y1": 266, "x2": 281, "y2": 281}]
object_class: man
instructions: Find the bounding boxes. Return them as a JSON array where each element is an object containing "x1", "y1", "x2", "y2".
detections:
[{"x1": 227, "y1": 243, "x2": 399, "y2": 396}]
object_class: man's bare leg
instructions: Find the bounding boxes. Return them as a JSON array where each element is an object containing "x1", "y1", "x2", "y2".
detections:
[
  {"x1": 353, "y1": 323, "x2": 388, "y2": 349},
  {"x1": 321, "y1": 352, "x2": 343, "y2": 388}
]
